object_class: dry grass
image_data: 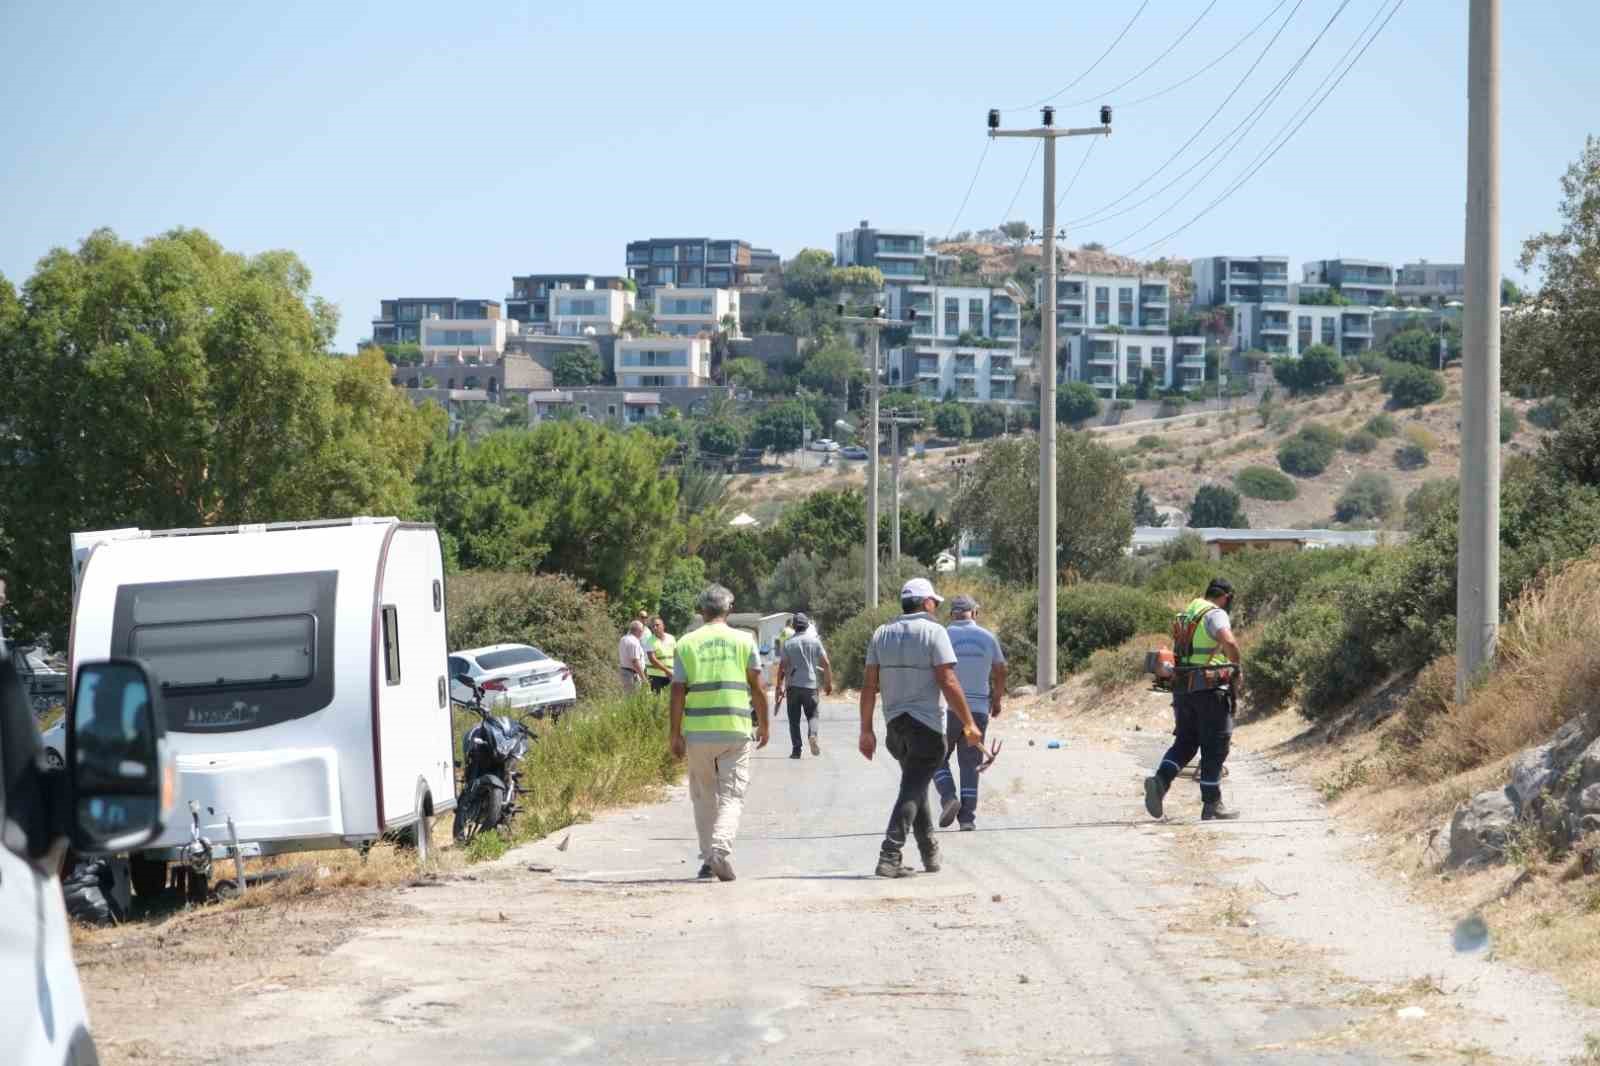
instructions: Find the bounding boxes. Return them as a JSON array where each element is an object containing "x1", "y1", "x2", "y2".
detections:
[
  {"x1": 1389, "y1": 550, "x2": 1600, "y2": 783},
  {"x1": 1083, "y1": 633, "x2": 1169, "y2": 692}
]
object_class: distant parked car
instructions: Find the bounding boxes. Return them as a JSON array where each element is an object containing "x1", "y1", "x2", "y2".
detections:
[
  {"x1": 840, "y1": 445, "x2": 868, "y2": 460},
  {"x1": 449, "y1": 643, "x2": 577, "y2": 717},
  {"x1": 11, "y1": 645, "x2": 66, "y2": 713},
  {"x1": 806, "y1": 438, "x2": 840, "y2": 453}
]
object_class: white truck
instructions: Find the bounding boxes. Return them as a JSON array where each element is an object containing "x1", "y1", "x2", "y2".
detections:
[{"x1": 67, "y1": 518, "x2": 456, "y2": 899}]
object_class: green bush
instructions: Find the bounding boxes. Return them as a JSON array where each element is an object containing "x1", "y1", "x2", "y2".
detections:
[
  {"x1": 1382, "y1": 363, "x2": 1446, "y2": 408},
  {"x1": 1278, "y1": 433, "x2": 1336, "y2": 477},
  {"x1": 1049, "y1": 583, "x2": 1172, "y2": 674},
  {"x1": 1244, "y1": 599, "x2": 1350, "y2": 710},
  {"x1": 1141, "y1": 559, "x2": 1217, "y2": 600},
  {"x1": 1334, "y1": 472, "x2": 1395, "y2": 523},
  {"x1": 448, "y1": 571, "x2": 622, "y2": 699},
  {"x1": 1343, "y1": 431, "x2": 1378, "y2": 454},
  {"x1": 1499, "y1": 402, "x2": 1521, "y2": 444},
  {"x1": 1394, "y1": 443, "x2": 1430, "y2": 471},
  {"x1": 1526, "y1": 397, "x2": 1570, "y2": 430},
  {"x1": 1136, "y1": 434, "x2": 1165, "y2": 451},
  {"x1": 1187, "y1": 484, "x2": 1249, "y2": 528},
  {"x1": 828, "y1": 601, "x2": 902, "y2": 690},
  {"x1": 1404, "y1": 478, "x2": 1458, "y2": 532},
  {"x1": 1364, "y1": 413, "x2": 1399, "y2": 438},
  {"x1": 1297, "y1": 422, "x2": 1345, "y2": 449},
  {"x1": 1234, "y1": 466, "x2": 1298, "y2": 501},
  {"x1": 1084, "y1": 635, "x2": 1167, "y2": 692},
  {"x1": 1229, "y1": 548, "x2": 1372, "y2": 631},
  {"x1": 934, "y1": 403, "x2": 973, "y2": 439},
  {"x1": 1356, "y1": 351, "x2": 1391, "y2": 378}
]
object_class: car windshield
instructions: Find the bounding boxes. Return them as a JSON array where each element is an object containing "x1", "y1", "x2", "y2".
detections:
[{"x1": 475, "y1": 646, "x2": 550, "y2": 671}]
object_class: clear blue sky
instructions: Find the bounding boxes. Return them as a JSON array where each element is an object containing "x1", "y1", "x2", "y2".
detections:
[{"x1": 2, "y1": 1, "x2": 1593, "y2": 351}]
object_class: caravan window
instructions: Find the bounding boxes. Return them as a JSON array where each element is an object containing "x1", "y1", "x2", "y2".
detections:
[
  {"x1": 112, "y1": 571, "x2": 338, "y2": 734},
  {"x1": 382, "y1": 606, "x2": 401, "y2": 686}
]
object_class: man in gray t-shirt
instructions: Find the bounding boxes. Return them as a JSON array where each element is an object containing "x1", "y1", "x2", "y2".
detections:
[
  {"x1": 933, "y1": 596, "x2": 1007, "y2": 831},
  {"x1": 776, "y1": 613, "x2": 831, "y2": 759},
  {"x1": 859, "y1": 578, "x2": 985, "y2": 878}
]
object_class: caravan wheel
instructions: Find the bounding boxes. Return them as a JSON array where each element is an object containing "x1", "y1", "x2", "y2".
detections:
[{"x1": 414, "y1": 790, "x2": 433, "y2": 870}]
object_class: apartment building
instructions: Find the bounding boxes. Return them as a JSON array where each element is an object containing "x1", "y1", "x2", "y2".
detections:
[
  {"x1": 1236, "y1": 303, "x2": 1375, "y2": 358},
  {"x1": 1190, "y1": 256, "x2": 1292, "y2": 308},
  {"x1": 371, "y1": 298, "x2": 501, "y2": 345},
  {"x1": 1397, "y1": 260, "x2": 1465, "y2": 304},
  {"x1": 1045, "y1": 272, "x2": 1203, "y2": 395},
  {"x1": 1300, "y1": 259, "x2": 1395, "y2": 306},
  {"x1": 653, "y1": 287, "x2": 740, "y2": 337},
  {"x1": 835, "y1": 220, "x2": 952, "y2": 320},
  {"x1": 614, "y1": 335, "x2": 712, "y2": 389},
  {"x1": 897, "y1": 284, "x2": 1023, "y2": 403},
  {"x1": 506, "y1": 274, "x2": 628, "y2": 331},
  {"x1": 548, "y1": 287, "x2": 635, "y2": 338},
  {"x1": 624, "y1": 238, "x2": 773, "y2": 300},
  {"x1": 528, "y1": 385, "x2": 737, "y2": 427}
]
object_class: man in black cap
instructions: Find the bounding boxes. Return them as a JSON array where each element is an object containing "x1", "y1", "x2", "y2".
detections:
[
  {"x1": 1144, "y1": 577, "x2": 1242, "y2": 821},
  {"x1": 775, "y1": 612, "x2": 831, "y2": 759}
]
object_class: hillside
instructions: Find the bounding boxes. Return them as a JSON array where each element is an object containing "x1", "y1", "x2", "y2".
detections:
[
  {"x1": 726, "y1": 365, "x2": 1539, "y2": 535},
  {"x1": 930, "y1": 239, "x2": 1192, "y2": 302}
]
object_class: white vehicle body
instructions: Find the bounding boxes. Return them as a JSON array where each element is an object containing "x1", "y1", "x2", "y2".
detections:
[
  {"x1": 449, "y1": 643, "x2": 576, "y2": 713},
  {"x1": 68, "y1": 518, "x2": 455, "y2": 861},
  {"x1": 806, "y1": 438, "x2": 840, "y2": 452}
]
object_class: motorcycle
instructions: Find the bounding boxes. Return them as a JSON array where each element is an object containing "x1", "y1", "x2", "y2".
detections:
[{"x1": 452, "y1": 674, "x2": 543, "y2": 842}]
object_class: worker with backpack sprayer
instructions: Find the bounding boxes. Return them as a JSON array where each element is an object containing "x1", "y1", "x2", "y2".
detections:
[{"x1": 1143, "y1": 577, "x2": 1243, "y2": 821}]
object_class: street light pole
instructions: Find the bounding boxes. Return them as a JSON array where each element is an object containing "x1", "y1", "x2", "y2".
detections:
[
  {"x1": 1457, "y1": 0, "x2": 1501, "y2": 701},
  {"x1": 841, "y1": 308, "x2": 890, "y2": 608},
  {"x1": 990, "y1": 106, "x2": 1111, "y2": 691}
]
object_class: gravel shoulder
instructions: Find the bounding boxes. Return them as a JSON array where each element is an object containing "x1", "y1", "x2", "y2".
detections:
[{"x1": 78, "y1": 690, "x2": 1600, "y2": 1064}]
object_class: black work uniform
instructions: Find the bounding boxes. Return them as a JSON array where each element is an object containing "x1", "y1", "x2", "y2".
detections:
[{"x1": 1156, "y1": 685, "x2": 1233, "y2": 805}]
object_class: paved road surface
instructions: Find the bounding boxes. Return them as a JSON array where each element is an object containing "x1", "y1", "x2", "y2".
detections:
[{"x1": 107, "y1": 699, "x2": 1599, "y2": 1065}]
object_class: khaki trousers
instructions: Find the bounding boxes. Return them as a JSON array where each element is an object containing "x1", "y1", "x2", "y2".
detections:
[{"x1": 686, "y1": 739, "x2": 752, "y2": 862}]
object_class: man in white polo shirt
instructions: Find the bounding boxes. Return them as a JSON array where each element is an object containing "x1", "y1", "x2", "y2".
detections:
[{"x1": 858, "y1": 578, "x2": 986, "y2": 878}]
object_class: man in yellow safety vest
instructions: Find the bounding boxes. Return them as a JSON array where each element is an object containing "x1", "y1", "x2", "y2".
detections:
[
  {"x1": 1144, "y1": 577, "x2": 1242, "y2": 821},
  {"x1": 670, "y1": 584, "x2": 770, "y2": 881},
  {"x1": 644, "y1": 616, "x2": 676, "y2": 695}
]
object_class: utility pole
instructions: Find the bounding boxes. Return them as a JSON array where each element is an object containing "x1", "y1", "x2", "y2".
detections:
[
  {"x1": 1457, "y1": 0, "x2": 1500, "y2": 702},
  {"x1": 884, "y1": 409, "x2": 923, "y2": 564},
  {"x1": 841, "y1": 306, "x2": 893, "y2": 607},
  {"x1": 990, "y1": 105, "x2": 1111, "y2": 691}
]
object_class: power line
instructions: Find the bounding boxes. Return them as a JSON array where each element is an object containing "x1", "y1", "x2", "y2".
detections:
[
  {"x1": 1071, "y1": 0, "x2": 1355, "y2": 232},
  {"x1": 1053, "y1": 0, "x2": 1222, "y2": 111},
  {"x1": 941, "y1": 138, "x2": 992, "y2": 241},
  {"x1": 997, "y1": 141, "x2": 1042, "y2": 229},
  {"x1": 1000, "y1": 1, "x2": 1151, "y2": 113},
  {"x1": 1056, "y1": 135, "x2": 1101, "y2": 211},
  {"x1": 1118, "y1": 0, "x2": 1406, "y2": 258},
  {"x1": 1062, "y1": 0, "x2": 1309, "y2": 227},
  {"x1": 1119, "y1": 0, "x2": 1295, "y2": 109}
]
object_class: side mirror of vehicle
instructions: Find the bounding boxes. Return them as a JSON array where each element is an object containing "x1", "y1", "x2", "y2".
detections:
[{"x1": 67, "y1": 660, "x2": 171, "y2": 854}]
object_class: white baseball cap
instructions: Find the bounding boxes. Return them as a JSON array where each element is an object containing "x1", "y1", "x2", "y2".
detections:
[{"x1": 901, "y1": 577, "x2": 943, "y2": 604}]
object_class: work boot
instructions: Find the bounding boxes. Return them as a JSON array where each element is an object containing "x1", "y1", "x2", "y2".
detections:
[
  {"x1": 809, "y1": 733, "x2": 821, "y2": 756},
  {"x1": 1144, "y1": 775, "x2": 1169, "y2": 819},
  {"x1": 789, "y1": 749, "x2": 802, "y2": 760},
  {"x1": 1201, "y1": 800, "x2": 1241, "y2": 821},
  {"x1": 939, "y1": 796, "x2": 961, "y2": 829},
  {"x1": 696, "y1": 863, "x2": 714, "y2": 880},
  {"x1": 875, "y1": 853, "x2": 917, "y2": 878},
  {"x1": 708, "y1": 852, "x2": 737, "y2": 882},
  {"x1": 919, "y1": 840, "x2": 942, "y2": 873}
]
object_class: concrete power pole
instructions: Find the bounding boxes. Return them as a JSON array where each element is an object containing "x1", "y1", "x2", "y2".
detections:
[
  {"x1": 885, "y1": 410, "x2": 923, "y2": 564},
  {"x1": 990, "y1": 106, "x2": 1111, "y2": 691},
  {"x1": 1457, "y1": 0, "x2": 1501, "y2": 702},
  {"x1": 841, "y1": 308, "x2": 890, "y2": 608}
]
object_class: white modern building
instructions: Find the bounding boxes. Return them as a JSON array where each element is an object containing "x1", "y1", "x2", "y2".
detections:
[
  {"x1": 1397, "y1": 260, "x2": 1466, "y2": 304},
  {"x1": 1300, "y1": 259, "x2": 1395, "y2": 306},
  {"x1": 1045, "y1": 272, "x2": 1203, "y2": 395},
  {"x1": 614, "y1": 336, "x2": 712, "y2": 389},
  {"x1": 1190, "y1": 256, "x2": 1292, "y2": 307},
  {"x1": 1236, "y1": 303, "x2": 1374, "y2": 358},
  {"x1": 835, "y1": 220, "x2": 952, "y2": 320},
  {"x1": 419, "y1": 315, "x2": 516, "y2": 362},
  {"x1": 653, "y1": 287, "x2": 740, "y2": 338},
  {"x1": 898, "y1": 283, "x2": 1024, "y2": 403},
  {"x1": 549, "y1": 287, "x2": 634, "y2": 338}
]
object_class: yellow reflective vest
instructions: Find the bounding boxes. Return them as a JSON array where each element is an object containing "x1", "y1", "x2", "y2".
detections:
[
  {"x1": 644, "y1": 632, "x2": 676, "y2": 679},
  {"x1": 676, "y1": 622, "x2": 757, "y2": 743},
  {"x1": 1178, "y1": 598, "x2": 1233, "y2": 669}
]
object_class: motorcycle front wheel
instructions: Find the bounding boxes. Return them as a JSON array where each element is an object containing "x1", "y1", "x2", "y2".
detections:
[{"x1": 452, "y1": 780, "x2": 505, "y2": 843}]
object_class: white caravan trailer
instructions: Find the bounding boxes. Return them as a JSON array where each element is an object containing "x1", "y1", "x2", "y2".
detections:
[{"x1": 68, "y1": 518, "x2": 455, "y2": 883}]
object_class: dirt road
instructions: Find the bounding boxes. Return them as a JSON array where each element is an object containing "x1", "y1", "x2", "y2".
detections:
[{"x1": 82, "y1": 696, "x2": 1599, "y2": 1064}]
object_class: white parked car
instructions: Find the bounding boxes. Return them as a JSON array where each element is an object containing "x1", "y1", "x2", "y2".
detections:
[
  {"x1": 449, "y1": 643, "x2": 576, "y2": 716},
  {"x1": 806, "y1": 438, "x2": 840, "y2": 453}
]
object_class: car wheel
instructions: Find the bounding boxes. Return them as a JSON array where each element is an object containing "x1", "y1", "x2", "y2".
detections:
[{"x1": 43, "y1": 747, "x2": 64, "y2": 770}]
